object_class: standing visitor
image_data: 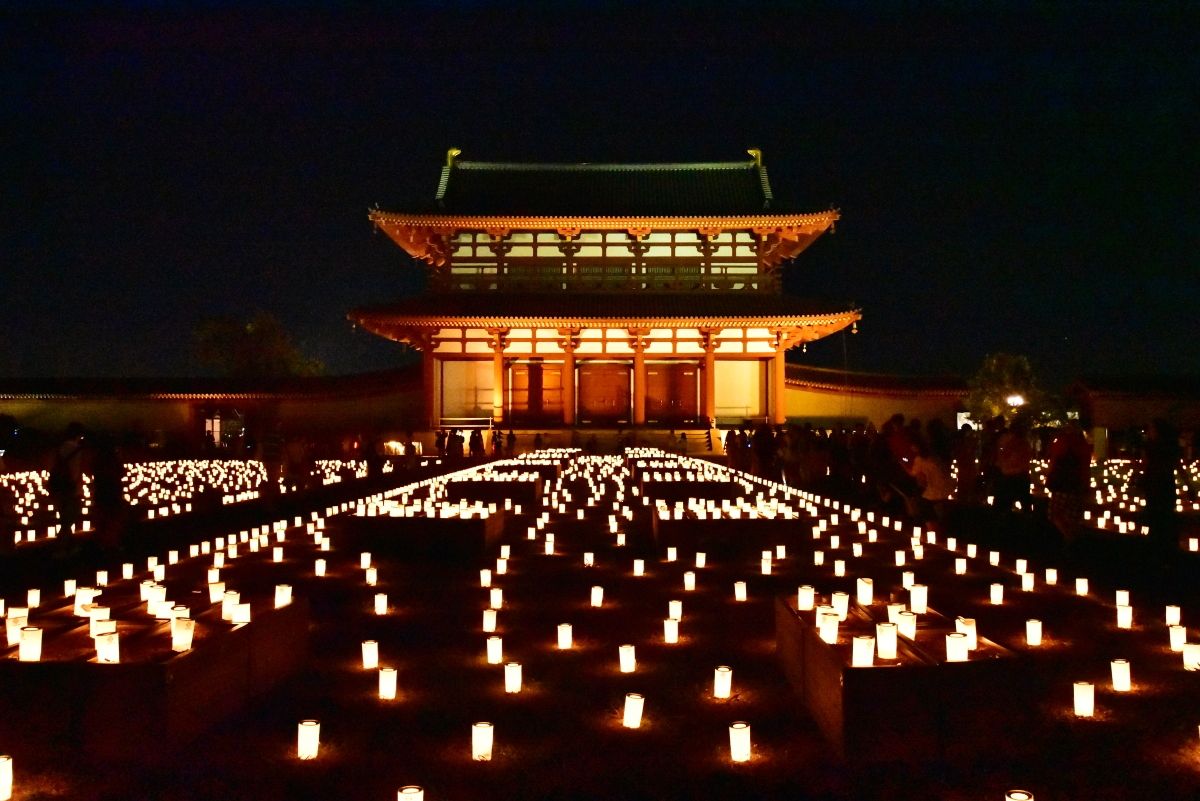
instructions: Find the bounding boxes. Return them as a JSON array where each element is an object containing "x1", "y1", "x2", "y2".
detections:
[
  {"x1": 1142, "y1": 418, "x2": 1181, "y2": 559},
  {"x1": 1046, "y1": 421, "x2": 1092, "y2": 550},
  {"x1": 994, "y1": 418, "x2": 1033, "y2": 512},
  {"x1": 48, "y1": 422, "x2": 86, "y2": 536}
]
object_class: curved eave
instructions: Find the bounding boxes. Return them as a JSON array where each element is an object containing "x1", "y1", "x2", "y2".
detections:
[
  {"x1": 784, "y1": 379, "x2": 965, "y2": 399},
  {"x1": 369, "y1": 210, "x2": 839, "y2": 268},
  {"x1": 351, "y1": 309, "x2": 861, "y2": 349}
]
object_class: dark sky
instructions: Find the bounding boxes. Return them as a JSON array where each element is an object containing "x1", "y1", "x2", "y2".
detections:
[{"x1": 2, "y1": 2, "x2": 1197, "y2": 385}]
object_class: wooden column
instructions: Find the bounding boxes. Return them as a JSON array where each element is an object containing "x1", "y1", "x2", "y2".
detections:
[
  {"x1": 488, "y1": 328, "x2": 509, "y2": 425},
  {"x1": 422, "y1": 346, "x2": 437, "y2": 430},
  {"x1": 629, "y1": 329, "x2": 648, "y2": 426},
  {"x1": 770, "y1": 350, "x2": 787, "y2": 426},
  {"x1": 700, "y1": 328, "x2": 720, "y2": 425},
  {"x1": 559, "y1": 328, "x2": 580, "y2": 425}
]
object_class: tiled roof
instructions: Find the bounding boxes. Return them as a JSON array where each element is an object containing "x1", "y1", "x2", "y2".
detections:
[
  {"x1": 352, "y1": 292, "x2": 854, "y2": 323},
  {"x1": 431, "y1": 158, "x2": 778, "y2": 216},
  {"x1": 786, "y1": 364, "x2": 967, "y2": 396}
]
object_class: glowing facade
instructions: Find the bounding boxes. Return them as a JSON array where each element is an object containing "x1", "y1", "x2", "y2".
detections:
[{"x1": 352, "y1": 150, "x2": 860, "y2": 428}]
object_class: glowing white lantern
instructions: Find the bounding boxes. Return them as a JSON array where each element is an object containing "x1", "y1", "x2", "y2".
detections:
[
  {"x1": 876, "y1": 622, "x2": 898, "y2": 659},
  {"x1": 1045, "y1": 568, "x2": 1058, "y2": 585},
  {"x1": 619, "y1": 644, "x2": 636, "y2": 673},
  {"x1": 95, "y1": 630, "x2": 120, "y2": 663},
  {"x1": 360, "y1": 552, "x2": 372, "y2": 570},
  {"x1": 852, "y1": 635, "x2": 875, "y2": 667},
  {"x1": 729, "y1": 721, "x2": 751, "y2": 762},
  {"x1": 813, "y1": 550, "x2": 824, "y2": 566},
  {"x1": 1106, "y1": 658, "x2": 1132, "y2": 692},
  {"x1": 988, "y1": 550, "x2": 1000, "y2": 566},
  {"x1": 1020, "y1": 572, "x2": 1035, "y2": 592},
  {"x1": 18, "y1": 627, "x2": 41, "y2": 661},
  {"x1": 362, "y1": 640, "x2": 379, "y2": 670},
  {"x1": 623, "y1": 693, "x2": 644, "y2": 728},
  {"x1": 207, "y1": 568, "x2": 220, "y2": 585},
  {"x1": 1075, "y1": 577, "x2": 1088, "y2": 596},
  {"x1": 897, "y1": 611, "x2": 918, "y2": 641},
  {"x1": 273, "y1": 546, "x2": 284, "y2": 563},
  {"x1": 695, "y1": 552, "x2": 707, "y2": 568},
  {"x1": 486, "y1": 636, "x2": 503, "y2": 665},
  {"x1": 966, "y1": 544, "x2": 978, "y2": 558},
  {"x1": 365, "y1": 567, "x2": 378, "y2": 587},
  {"x1": 909, "y1": 584, "x2": 928, "y2": 615},
  {"x1": 760, "y1": 556, "x2": 772, "y2": 575},
  {"x1": 797, "y1": 586, "x2": 815, "y2": 611},
  {"x1": 221, "y1": 590, "x2": 240, "y2": 621},
  {"x1": 683, "y1": 571, "x2": 696, "y2": 591},
  {"x1": 557, "y1": 623, "x2": 573, "y2": 649},
  {"x1": 590, "y1": 586, "x2": 604, "y2": 607},
  {"x1": 955, "y1": 617, "x2": 978, "y2": 650},
  {"x1": 856, "y1": 578, "x2": 873, "y2": 606},
  {"x1": 667, "y1": 601, "x2": 682, "y2": 622},
  {"x1": 1005, "y1": 792, "x2": 1035, "y2": 801},
  {"x1": 1184, "y1": 644, "x2": 1200, "y2": 670},
  {"x1": 1115, "y1": 589, "x2": 1129, "y2": 607},
  {"x1": 379, "y1": 667, "x2": 398, "y2": 700},
  {"x1": 501, "y1": 661, "x2": 523, "y2": 694},
  {"x1": 297, "y1": 720, "x2": 320, "y2": 759},
  {"x1": 483, "y1": 609, "x2": 497, "y2": 633},
  {"x1": 895, "y1": 550, "x2": 906, "y2": 566},
  {"x1": 490, "y1": 587, "x2": 503, "y2": 609},
  {"x1": 817, "y1": 611, "x2": 840, "y2": 644},
  {"x1": 171, "y1": 617, "x2": 195, "y2": 652},
  {"x1": 945, "y1": 632, "x2": 969, "y2": 663},
  {"x1": 479, "y1": 569, "x2": 492, "y2": 588},
  {"x1": 1166, "y1": 605, "x2": 1181, "y2": 626},
  {"x1": 990, "y1": 583, "x2": 1004, "y2": 605},
  {"x1": 833, "y1": 559, "x2": 846, "y2": 577},
  {"x1": 714, "y1": 665, "x2": 732, "y2": 699},
  {"x1": 1073, "y1": 682, "x2": 1094, "y2": 717},
  {"x1": 0, "y1": 755, "x2": 10, "y2": 801},
  {"x1": 775, "y1": 544, "x2": 786, "y2": 559},
  {"x1": 663, "y1": 618, "x2": 679, "y2": 644},
  {"x1": 1169, "y1": 625, "x2": 1186, "y2": 652},
  {"x1": 901, "y1": 571, "x2": 915, "y2": 590},
  {"x1": 852, "y1": 542, "x2": 863, "y2": 557},
  {"x1": 495, "y1": 558, "x2": 507, "y2": 575},
  {"x1": 397, "y1": 786, "x2": 424, "y2": 800},
  {"x1": 1026, "y1": 619, "x2": 1042, "y2": 647},
  {"x1": 315, "y1": 559, "x2": 326, "y2": 577},
  {"x1": 633, "y1": 559, "x2": 645, "y2": 576},
  {"x1": 275, "y1": 584, "x2": 292, "y2": 609},
  {"x1": 213, "y1": 553, "x2": 225, "y2": 569},
  {"x1": 666, "y1": 546, "x2": 677, "y2": 562},
  {"x1": 1116, "y1": 605, "x2": 1133, "y2": 629},
  {"x1": 25, "y1": 589, "x2": 39, "y2": 609},
  {"x1": 544, "y1": 538, "x2": 555, "y2": 555},
  {"x1": 831, "y1": 591, "x2": 850, "y2": 621},
  {"x1": 472, "y1": 722, "x2": 493, "y2": 761}
]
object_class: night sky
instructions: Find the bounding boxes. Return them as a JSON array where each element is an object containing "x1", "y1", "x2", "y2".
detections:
[{"x1": 2, "y1": 2, "x2": 1197, "y2": 386}]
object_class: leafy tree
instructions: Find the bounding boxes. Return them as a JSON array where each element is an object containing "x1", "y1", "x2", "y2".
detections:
[
  {"x1": 192, "y1": 312, "x2": 324, "y2": 379},
  {"x1": 964, "y1": 352, "x2": 1058, "y2": 425}
]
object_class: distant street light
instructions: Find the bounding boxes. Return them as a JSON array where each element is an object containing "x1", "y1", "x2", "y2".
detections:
[{"x1": 1006, "y1": 394, "x2": 1026, "y2": 408}]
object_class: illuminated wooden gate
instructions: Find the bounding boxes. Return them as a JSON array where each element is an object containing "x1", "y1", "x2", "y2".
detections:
[
  {"x1": 508, "y1": 361, "x2": 563, "y2": 424},
  {"x1": 578, "y1": 362, "x2": 631, "y2": 424},
  {"x1": 646, "y1": 362, "x2": 699, "y2": 424}
]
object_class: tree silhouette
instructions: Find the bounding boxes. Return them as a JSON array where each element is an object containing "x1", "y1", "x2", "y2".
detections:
[{"x1": 192, "y1": 312, "x2": 324, "y2": 379}]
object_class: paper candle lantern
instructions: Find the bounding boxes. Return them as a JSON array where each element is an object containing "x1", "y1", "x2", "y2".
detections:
[
  {"x1": 818, "y1": 611, "x2": 840, "y2": 644},
  {"x1": 1006, "y1": 791, "x2": 1035, "y2": 800},
  {"x1": 966, "y1": 543, "x2": 977, "y2": 558},
  {"x1": 990, "y1": 583, "x2": 1004, "y2": 605},
  {"x1": 583, "y1": 552, "x2": 595, "y2": 567},
  {"x1": 623, "y1": 693, "x2": 644, "y2": 728},
  {"x1": 18, "y1": 627, "x2": 41, "y2": 662},
  {"x1": 590, "y1": 586, "x2": 604, "y2": 607},
  {"x1": 683, "y1": 572, "x2": 696, "y2": 591},
  {"x1": 669, "y1": 599, "x2": 683, "y2": 620},
  {"x1": 1184, "y1": 643, "x2": 1200, "y2": 670},
  {"x1": 486, "y1": 636, "x2": 503, "y2": 664},
  {"x1": 1169, "y1": 625, "x2": 1186, "y2": 652},
  {"x1": 831, "y1": 591, "x2": 850, "y2": 621},
  {"x1": 1026, "y1": 619, "x2": 1043, "y2": 647},
  {"x1": 315, "y1": 559, "x2": 326, "y2": 577},
  {"x1": 797, "y1": 586, "x2": 815, "y2": 611},
  {"x1": 1110, "y1": 659, "x2": 1131, "y2": 692},
  {"x1": 1115, "y1": 589, "x2": 1130, "y2": 607},
  {"x1": 273, "y1": 546, "x2": 284, "y2": 563},
  {"x1": 1045, "y1": 568, "x2": 1058, "y2": 584},
  {"x1": 856, "y1": 578, "x2": 873, "y2": 606},
  {"x1": 275, "y1": 584, "x2": 292, "y2": 609},
  {"x1": 483, "y1": 609, "x2": 497, "y2": 633},
  {"x1": 397, "y1": 787, "x2": 423, "y2": 800},
  {"x1": 472, "y1": 722, "x2": 493, "y2": 760},
  {"x1": 852, "y1": 635, "x2": 875, "y2": 667},
  {"x1": 1116, "y1": 605, "x2": 1133, "y2": 629},
  {"x1": 663, "y1": 618, "x2": 679, "y2": 644},
  {"x1": 378, "y1": 667, "x2": 398, "y2": 700},
  {"x1": 729, "y1": 721, "x2": 751, "y2": 762},
  {"x1": 696, "y1": 552, "x2": 707, "y2": 568},
  {"x1": 775, "y1": 544, "x2": 786, "y2": 559},
  {"x1": 360, "y1": 552, "x2": 372, "y2": 570},
  {"x1": 634, "y1": 559, "x2": 645, "y2": 576},
  {"x1": 909, "y1": 584, "x2": 928, "y2": 615},
  {"x1": 1166, "y1": 605, "x2": 1181, "y2": 626},
  {"x1": 1073, "y1": 682, "x2": 1094, "y2": 717},
  {"x1": 955, "y1": 617, "x2": 978, "y2": 650},
  {"x1": 1015, "y1": 558, "x2": 1027, "y2": 574},
  {"x1": 557, "y1": 623, "x2": 573, "y2": 649},
  {"x1": 761, "y1": 556, "x2": 772, "y2": 575},
  {"x1": 876, "y1": 622, "x2": 898, "y2": 659},
  {"x1": 666, "y1": 547, "x2": 677, "y2": 562},
  {"x1": 955, "y1": 558, "x2": 967, "y2": 575},
  {"x1": 897, "y1": 611, "x2": 918, "y2": 640},
  {"x1": 297, "y1": 720, "x2": 320, "y2": 759},
  {"x1": 362, "y1": 640, "x2": 379, "y2": 670},
  {"x1": 619, "y1": 644, "x2": 636, "y2": 673},
  {"x1": 714, "y1": 666, "x2": 732, "y2": 699},
  {"x1": 504, "y1": 662, "x2": 522, "y2": 694},
  {"x1": 1075, "y1": 577, "x2": 1088, "y2": 596},
  {"x1": 495, "y1": 558, "x2": 507, "y2": 575},
  {"x1": 171, "y1": 617, "x2": 195, "y2": 652},
  {"x1": 490, "y1": 588, "x2": 503, "y2": 609},
  {"x1": 894, "y1": 550, "x2": 905, "y2": 566},
  {"x1": 0, "y1": 755, "x2": 10, "y2": 801},
  {"x1": 945, "y1": 632, "x2": 969, "y2": 662},
  {"x1": 733, "y1": 581, "x2": 747, "y2": 602}
]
